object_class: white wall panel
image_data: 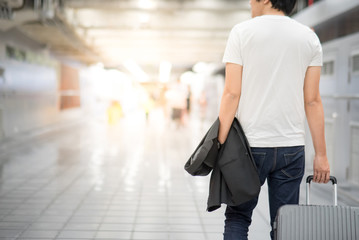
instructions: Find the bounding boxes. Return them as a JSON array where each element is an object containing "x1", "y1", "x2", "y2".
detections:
[
  {"x1": 319, "y1": 32, "x2": 359, "y2": 181},
  {"x1": 0, "y1": 31, "x2": 60, "y2": 138},
  {"x1": 0, "y1": 109, "x2": 3, "y2": 140},
  {"x1": 0, "y1": 60, "x2": 59, "y2": 137},
  {"x1": 350, "y1": 123, "x2": 359, "y2": 184},
  {"x1": 325, "y1": 119, "x2": 335, "y2": 174}
]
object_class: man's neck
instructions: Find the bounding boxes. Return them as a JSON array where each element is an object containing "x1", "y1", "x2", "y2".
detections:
[{"x1": 261, "y1": 8, "x2": 285, "y2": 16}]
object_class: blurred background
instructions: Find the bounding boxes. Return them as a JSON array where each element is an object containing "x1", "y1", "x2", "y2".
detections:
[{"x1": 0, "y1": 0, "x2": 358, "y2": 239}]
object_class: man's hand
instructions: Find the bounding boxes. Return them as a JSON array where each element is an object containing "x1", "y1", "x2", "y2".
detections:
[{"x1": 313, "y1": 155, "x2": 330, "y2": 183}]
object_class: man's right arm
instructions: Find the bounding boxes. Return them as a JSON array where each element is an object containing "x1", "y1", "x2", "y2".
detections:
[{"x1": 304, "y1": 66, "x2": 330, "y2": 183}]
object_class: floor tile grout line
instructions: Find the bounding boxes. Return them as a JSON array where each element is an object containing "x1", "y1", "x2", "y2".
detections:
[
  {"x1": 2, "y1": 115, "x2": 222, "y2": 239},
  {"x1": 128, "y1": 123, "x2": 170, "y2": 239},
  {"x1": 91, "y1": 169, "x2": 129, "y2": 238},
  {"x1": 128, "y1": 130, "x2": 158, "y2": 240},
  {"x1": 53, "y1": 174, "x2": 99, "y2": 240},
  {"x1": 0, "y1": 129, "x2": 87, "y2": 195},
  {"x1": 129, "y1": 179, "x2": 145, "y2": 240},
  {"x1": 0, "y1": 119, "x2": 87, "y2": 160},
  {"x1": 172, "y1": 126, "x2": 211, "y2": 240},
  {"x1": 0, "y1": 160, "x2": 59, "y2": 198},
  {"x1": 0, "y1": 160, "x2": 79, "y2": 224},
  {"x1": 163, "y1": 133, "x2": 171, "y2": 237},
  {"x1": 14, "y1": 167, "x2": 90, "y2": 239},
  {"x1": 192, "y1": 185, "x2": 212, "y2": 240},
  {"x1": 163, "y1": 125, "x2": 178, "y2": 237},
  {"x1": 0, "y1": 122, "x2": 91, "y2": 197}
]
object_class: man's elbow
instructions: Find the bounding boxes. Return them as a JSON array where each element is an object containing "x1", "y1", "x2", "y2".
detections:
[
  {"x1": 305, "y1": 97, "x2": 322, "y2": 107},
  {"x1": 223, "y1": 88, "x2": 241, "y2": 101}
]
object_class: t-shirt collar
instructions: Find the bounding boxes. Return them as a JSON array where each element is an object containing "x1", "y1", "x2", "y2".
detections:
[{"x1": 256, "y1": 15, "x2": 290, "y2": 20}]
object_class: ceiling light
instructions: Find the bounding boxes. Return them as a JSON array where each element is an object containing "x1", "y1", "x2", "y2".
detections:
[
  {"x1": 159, "y1": 61, "x2": 172, "y2": 83},
  {"x1": 138, "y1": 0, "x2": 156, "y2": 9},
  {"x1": 123, "y1": 60, "x2": 149, "y2": 82},
  {"x1": 139, "y1": 14, "x2": 150, "y2": 24}
]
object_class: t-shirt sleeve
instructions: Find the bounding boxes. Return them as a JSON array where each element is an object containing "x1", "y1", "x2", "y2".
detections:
[
  {"x1": 309, "y1": 33, "x2": 323, "y2": 66},
  {"x1": 222, "y1": 26, "x2": 243, "y2": 65}
]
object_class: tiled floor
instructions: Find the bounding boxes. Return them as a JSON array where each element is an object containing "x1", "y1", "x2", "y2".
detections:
[{"x1": 0, "y1": 109, "x2": 349, "y2": 239}]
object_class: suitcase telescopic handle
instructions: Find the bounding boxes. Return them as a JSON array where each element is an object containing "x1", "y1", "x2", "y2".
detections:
[
  {"x1": 306, "y1": 175, "x2": 337, "y2": 185},
  {"x1": 306, "y1": 175, "x2": 337, "y2": 206}
]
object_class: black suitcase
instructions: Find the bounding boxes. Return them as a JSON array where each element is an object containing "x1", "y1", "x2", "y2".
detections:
[{"x1": 274, "y1": 175, "x2": 359, "y2": 240}]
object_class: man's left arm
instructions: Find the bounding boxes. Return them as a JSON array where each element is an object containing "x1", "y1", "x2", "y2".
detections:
[{"x1": 218, "y1": 63, "x2": 243, "y2": 144}]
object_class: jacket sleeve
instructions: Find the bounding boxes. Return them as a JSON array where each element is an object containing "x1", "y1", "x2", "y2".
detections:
[
  {"x1": 184, "y1": 135, "x2": 219, "y2": 176},
  {"x1": 184, "y1": 119, "x2": 220, "y2": 176}
]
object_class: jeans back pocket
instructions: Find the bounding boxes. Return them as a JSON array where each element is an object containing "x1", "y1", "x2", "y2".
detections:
[{"x1": 282, "y1": 147, "x2": 305, "y2": 179}]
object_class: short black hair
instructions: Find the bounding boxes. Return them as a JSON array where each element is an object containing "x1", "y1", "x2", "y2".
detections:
[{"x1": 259, "y1": 0, "x2": 297, "y2": 15}]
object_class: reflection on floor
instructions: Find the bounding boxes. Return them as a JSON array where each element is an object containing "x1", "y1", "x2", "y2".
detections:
[{"x1": 0, "y1": 109, "x2": 347, "y2": 239}]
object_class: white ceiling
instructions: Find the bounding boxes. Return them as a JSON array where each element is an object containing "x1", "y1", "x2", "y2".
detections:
[{"x1": 63, "y1": 0, "x2": 251, "y2": 70}]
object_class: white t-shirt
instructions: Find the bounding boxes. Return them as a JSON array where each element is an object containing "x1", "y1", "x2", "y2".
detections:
[{"x1": 222, "y1": 15, "x2": 323, "y2": 147}]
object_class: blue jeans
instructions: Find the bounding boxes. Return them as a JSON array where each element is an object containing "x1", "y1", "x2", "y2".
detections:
[{"x1": 223, "y1": 146, "x2": 305, "y2": 240}]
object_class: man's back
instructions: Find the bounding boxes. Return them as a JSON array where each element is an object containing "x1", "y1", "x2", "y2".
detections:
[
  {"x1": 218, "y1": 1, "x2": 329, "y2": 239},
  {"x1": 223, "y1": 15, "x2": 323, "y2": 147}
]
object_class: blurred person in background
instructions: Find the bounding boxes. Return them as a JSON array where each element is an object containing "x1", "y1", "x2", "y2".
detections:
[
  {"x1": 143, "y1": 96, "x2": 155, "y2": 121},
  {"x1": 165, "y1": 79, "x2": 188, "y2": 127},
  {"x1": 217, "y1": 0, "x2": 330, "y2": 239},
  {"x1": 186, "y1": 85, "x2": 192, "y2": 114},
  {"x1": 107, "y1": 100, "x2": 123, "y2": 125},
  {"x1": 199, "y1": 90, "x2": 208, "y2": 125}
]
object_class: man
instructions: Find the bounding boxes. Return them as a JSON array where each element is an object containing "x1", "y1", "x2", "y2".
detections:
[{"x1": 218, "y1": 0, "x2": 330, "y2": 239}]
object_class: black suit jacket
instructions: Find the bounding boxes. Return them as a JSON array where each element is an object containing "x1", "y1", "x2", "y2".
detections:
[{"x1": 185, "y1": 117, "x2": 260, "y2": 212}]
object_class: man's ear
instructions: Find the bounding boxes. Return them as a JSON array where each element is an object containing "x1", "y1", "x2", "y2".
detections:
[{"x1": 263, "y1": 0, "x2": 271, "y2": 5}]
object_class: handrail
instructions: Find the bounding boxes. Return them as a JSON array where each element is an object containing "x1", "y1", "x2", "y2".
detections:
[{"x1": 321, "y1": 94, "x2": 359, "y2": 100}]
